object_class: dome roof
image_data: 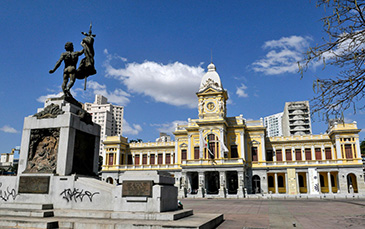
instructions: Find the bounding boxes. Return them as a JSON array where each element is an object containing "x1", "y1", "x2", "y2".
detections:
[{"x1": 199, "y1": 63, "x2": 223, "y2": 91}]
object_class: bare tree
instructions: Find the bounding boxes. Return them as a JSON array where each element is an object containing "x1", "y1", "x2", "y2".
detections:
[{"x1": 300, "y1": 0, "x2": 365, "y2": 119}]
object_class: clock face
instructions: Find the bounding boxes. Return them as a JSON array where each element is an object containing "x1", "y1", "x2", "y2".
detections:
[{"x1": 206, "y1": 102, "x2": 215, "y2": 111}]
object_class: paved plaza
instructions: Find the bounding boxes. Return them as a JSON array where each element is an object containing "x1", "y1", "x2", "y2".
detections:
[{"x1": 183, "y1": 198, "x2": 365, "y2": 229}]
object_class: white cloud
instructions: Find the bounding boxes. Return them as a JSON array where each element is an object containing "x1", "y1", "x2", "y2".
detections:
[
  {"x1": 252, "y1": 35, "x2": 312, "y2": 75},
  {"x1": 87, "y1": 80, "x2": 131, "y2": 106},
  {"x1": 104, "y1": 50, "x2": 204, "y2": 108},
  {"x1": 0, "y1": 125, "x2": 18, "y2": 134},
  {"x1": 123, "y1": 119, "x2": 142, "y2": 136},
  {"x1": 236, "y1": 83, "x2": 248, "y2": 98},
  {"x1": 151, "y1": 120, "x2": 189, "y2": 135},
  {"x1": 37, "y1": 92, "x2": 64, "y2": 103}
]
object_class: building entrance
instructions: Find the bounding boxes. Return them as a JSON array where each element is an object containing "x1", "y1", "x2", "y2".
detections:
[
  {"x1": 205, "y1": 171, "x2": 219, "y2": 194},
  {"x1": 226, "y1": 171, "x2": 238, "y2": 194}
]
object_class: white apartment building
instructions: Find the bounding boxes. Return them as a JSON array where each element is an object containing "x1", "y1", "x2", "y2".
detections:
[
  {"x1": 264, "y1": 112, "x2": 283, "y2": 137},
  {"x1": 84, "y1": 95, "x2": 124, "y2": 155},
  {"x1": 282, "y1": 101, "x2": 312, "y2": 136}
]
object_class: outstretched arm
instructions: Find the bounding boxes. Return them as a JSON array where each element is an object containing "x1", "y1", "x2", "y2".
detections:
[{"x1": 49, "y1": 54, "x2": 65, "y2": 74}]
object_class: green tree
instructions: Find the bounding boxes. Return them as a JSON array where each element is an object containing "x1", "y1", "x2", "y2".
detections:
[
  {"x1": 300, "y1": 0, "x2": 365, "y2": 118},
  {"x1": 360, "y1": 138, "x2": 365, "y2": 157}
]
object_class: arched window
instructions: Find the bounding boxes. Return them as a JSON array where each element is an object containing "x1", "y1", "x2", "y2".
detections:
[
  {"x1": 252, "y1": 175, "x2": 261, "y2": 194},
  {"x1": 320, "y1": 174, "x2": 325, "y2": 187},
  {"x1": 205, "y1": 134, "x2": 219, "y2": 159},
  {"x1": 106, "y1": 177, "x2": 114, "y2": 184},
  {"x1": 299, "y1": 175, "x2": 304, "y2": 187}
]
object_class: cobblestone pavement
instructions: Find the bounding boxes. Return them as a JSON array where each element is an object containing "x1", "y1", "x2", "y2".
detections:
[{"x1": 182, "y1": 198, "x2": 365, "y2": 229}]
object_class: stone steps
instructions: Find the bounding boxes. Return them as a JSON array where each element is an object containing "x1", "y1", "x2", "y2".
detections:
[
  {"x1": 54, "y1": 208, "x2": 194, "y2": 221},
  {"x1": 0, "y1": 203, "x2": 223, "y2": 228}
]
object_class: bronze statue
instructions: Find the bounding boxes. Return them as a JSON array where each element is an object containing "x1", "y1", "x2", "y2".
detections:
[{"x1": 49, "y1": 24, "x2": 96, "y2": 97}]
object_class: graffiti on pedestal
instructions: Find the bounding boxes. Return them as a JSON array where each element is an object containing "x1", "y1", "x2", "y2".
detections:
[
  {"x1": 0, "y1": 183, "x2": 17, "y2": 201},
  {"x1": 60, "y1": 188, "x2": 99, "y2": 202}
]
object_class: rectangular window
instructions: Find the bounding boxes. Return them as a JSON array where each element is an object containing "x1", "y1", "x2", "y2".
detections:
[
  {"x1": 194, "y1": 147, "x2": 200, "y2": 159},
  {"x1": 231, "y1": 145, "x2": 239, "y2": 158},
  {"x1": 166, "y1": 153, "x2": 171, "y2": 164},
  {"x1": 127, "y1": 155, "x2": 133, "y2": 165},
  {"x1": 251, "y1": 147, "x2": 258, "y2": 162},
  {"x1": 325, "y1": 147, "x2": 332, "y2": 160},
  {"x1": 315, "y1": 148, "x2": 322, "y2": 160},
  {"x1": 108, "y1": 153, "x2": 114, "y2": 165},
  {"x1": 305, "y1": 148, "x2": 311, "y2": 160},
  {"x1": 142, "y1": 154, "x2": 147, "y2": 165},
  {"x1": 345, "y1": 144, "x2": 353, "y2": 159},
  {"x1": 181, "y1": 149, "x2": 187, "y2": 160},
  {"x1": 276, "y1": 149, "x2": 282, "y2": 161},
  {"x1": 286, "y1": 149, "x2": 292, "y2": 161},
  {"x1": 295, "y1": 149, "x2": 302, "y2": 161},
  {"x1": 150, "y1": 154, "x2": 155, "y2": 165},
  {"x1": 135, "y1": 155, "x2": 140, "y2": 165},
  {"x1": 158, "y1": 154, "x2": 163, "y2": 164},
  {"x1": 266, "y1": 150, "x2": 273, "y2": 161}
]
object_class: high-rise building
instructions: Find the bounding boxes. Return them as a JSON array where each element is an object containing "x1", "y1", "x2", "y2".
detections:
[
  {"x1": 264, "y1": 112, "x2": 283, "y2": 137},
  {"x1": 84, "y1": 95, "x2": 124, "y2": 155},
  {"x1": 282, "y1": 101, "x2": 312, "y2": 136}
]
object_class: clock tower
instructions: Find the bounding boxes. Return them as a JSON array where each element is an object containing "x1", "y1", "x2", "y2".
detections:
[{"x1": 197, "y1": 63, "x2": 228, "y2": 120}]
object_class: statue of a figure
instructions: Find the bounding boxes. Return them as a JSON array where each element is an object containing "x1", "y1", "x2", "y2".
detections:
[{"x1": 49, "y1": 24, "x2": 96, "y2": 97}]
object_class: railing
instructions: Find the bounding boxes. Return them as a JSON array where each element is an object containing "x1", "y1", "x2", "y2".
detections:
[
  {"x1": 259, "y1": 158, "x2": 361, "y2": 166},
  {"x1": 181, "y1": 158, "x2": 245, "y2": 166},
  {"x1": 103, "y1": 164, "x2": 180, "y2": 170}
]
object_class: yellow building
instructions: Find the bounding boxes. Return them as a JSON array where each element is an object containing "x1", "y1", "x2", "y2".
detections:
[{"x1": 101, "y1": 63, "x2": 365, "y2": 198}]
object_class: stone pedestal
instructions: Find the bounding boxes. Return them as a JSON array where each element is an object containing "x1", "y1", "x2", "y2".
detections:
[
  {"x1": 118, "y1": 170, "x2": 178, "y2": 212},
  {"x1": 18, "y1": 97, "x2": 100, "y2": 177}
]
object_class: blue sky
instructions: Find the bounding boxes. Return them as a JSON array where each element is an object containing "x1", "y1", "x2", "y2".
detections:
[{"x1": 1, "y1": 1, "x2": 364, "y2": 154}]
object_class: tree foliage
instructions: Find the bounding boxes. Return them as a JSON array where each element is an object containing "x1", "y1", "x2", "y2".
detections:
[{"x1": 300, "y1": 0, "x2": 365, "y2": 118}]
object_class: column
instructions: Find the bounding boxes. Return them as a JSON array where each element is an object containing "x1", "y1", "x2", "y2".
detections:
[
  {"x1": 132, "y1": 153, "x2": 135, "y2": 165},
  {"x1": 220, "y1": 128, "x2": 226, "y2": 158},
  {"x1": 282, "y1": 147, "x2": 286, "y2": 161},
  {"x1": 198, "y1": 172, "x2": 205, "y2": 198},
  {"x1": 175, "y1": 139, "x2": 178, "y2": 164},
  {"x1": 355, "y1": 138, "x2": 361, "y2": 158},
  {"x1": 273, "y1": 147, "x2": 277, "y2": 162},
  {"x1": 306, "y1": 172, "x2": 309, "y2": 194},
  {"x1": 296, "y1": 172, "x2": 300, "y2": 194},
  {"x1": 179, "y1": 172, "x2": 187, "y2": 198},
  {"x1": 188, "y1": 134, "x2": 192, "y2": 160},
  {"x1": 285, "y1": 173, "x2": 289, "y2": 194},
  {"x1": 261, "y1": 134, "x2": 266, "y2": 162},
  {"x1": 327, "y1": 172, "x2": 333, "y2": 194},
  {"x1": 292, "y1": 147, "x2": 296, "y2": 161},
  {"x1": 335, "y1": 136, "x2": 342, "y2": 160},
  {"x1": 321, "y1": 145, "x2": 325, "y2": 161},
  {"x1": 237, "y1": 171, "x2": 245, "y2": 198},
  {"x1": 275, "y1": 173, "x2": 278, "y2": 194},
  {"x1": 219, "y1": 171, "x2": 226, "y2": 198},
  {"x1": 301, "y1": 146, "x2": 305, "y2": 162},
  {"x1": 147, "y1": 152, "x2": 151, "y2": 165},
  {"x1": 199, "y1": 130, "x2": 204, "y2": 159},
  {"x1": 311, "y1": 145, "x2": 315, "y2": 161},
  {"x1": 116, "y1": 145, "x2": 120, "y2": 166},
  {"x1": 139, "y1": 153, "x2": 142, "y2": 165},
  {"x1": 240, "y1": 131, "x2": 246, "y2": 161},
  {"x1": 163, "y1": 151, "x2": 166, "y2": 164}
]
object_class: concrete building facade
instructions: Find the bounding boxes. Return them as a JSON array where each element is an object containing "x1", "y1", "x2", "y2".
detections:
[
  {"x1": 85, "y1": 95, "x2": 124, "y2": 155},
  {"x1": 101, "y1": 63, "x2": 365, "y2": 198},
  {"x1": 264, "y1": 112, "x2": 283, "y2": 137},
  {"x1": 282, "y1": 101, "x2": 312, "y2": 136}
]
